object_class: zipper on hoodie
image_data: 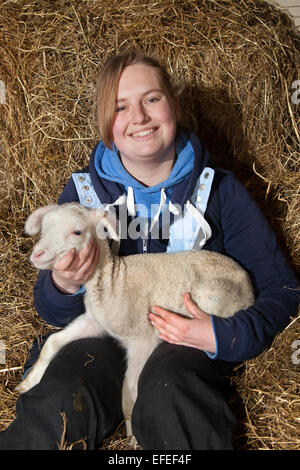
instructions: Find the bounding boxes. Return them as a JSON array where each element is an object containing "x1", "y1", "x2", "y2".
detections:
[{"x1": 142, "y1": 238, "x2": 148, "y2": 253}]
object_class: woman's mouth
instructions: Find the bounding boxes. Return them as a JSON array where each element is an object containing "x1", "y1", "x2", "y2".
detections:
[{"x1": 131, "y1": 127, "x2": 158, "y2": 138}]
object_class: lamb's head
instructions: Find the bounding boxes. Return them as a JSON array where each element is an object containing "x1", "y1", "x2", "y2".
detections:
[{"x1": 25, "y1": 203, "x2": 119, "y2": 270}]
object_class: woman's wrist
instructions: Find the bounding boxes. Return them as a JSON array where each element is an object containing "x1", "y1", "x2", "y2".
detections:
[{"x1": 51, "y1": 272, "x2": 81, "y2": 295}]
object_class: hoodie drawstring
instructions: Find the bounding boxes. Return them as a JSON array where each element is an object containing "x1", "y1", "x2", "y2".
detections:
[
  {"x1": 126, "y1": 187, "x2": 136, "y2": 216},
  {"x1": 126, "y1": 186, "x2": 168, "y2": 232},
  {"x1": 104, "y1": 186, "x2": 211, "y2": 248},
  {"x1": 103, "y1": 194, "x2": 127, "y2": 213},
  {"x1": 150, "y1": 188, "x2": 167, "y2": 232},
  {"x1": 185, "y1": 200, "x2": 212, "y2": 247}
]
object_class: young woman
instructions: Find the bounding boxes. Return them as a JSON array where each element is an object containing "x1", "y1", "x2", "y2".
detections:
[{"x1": 0, "y1": 50, "x2": 298, "y2": 450}]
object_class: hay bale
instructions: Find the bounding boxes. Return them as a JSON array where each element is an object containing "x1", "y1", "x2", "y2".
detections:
[
  {"x1": 0, "y1": 0, "x2": 299, "y2": 449},
  {"x1": 232, "y1": 316, "x2": 300, "y2": 450}
]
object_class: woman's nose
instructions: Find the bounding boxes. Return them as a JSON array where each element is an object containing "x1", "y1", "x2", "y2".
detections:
[{"x1": 132, "y1": 104, "x2": 149, "y2": 124}]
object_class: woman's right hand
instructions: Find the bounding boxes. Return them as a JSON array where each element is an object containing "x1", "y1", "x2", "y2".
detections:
[{"x1": 51, "y1": 238, "x2": 100, "y2": 294}]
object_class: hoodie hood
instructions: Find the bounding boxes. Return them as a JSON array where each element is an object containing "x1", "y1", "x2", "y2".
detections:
[
  {"x1": 95, "y1": 130, "x2": 192, "y2": 192},
  {"x1": 92, "y1": 129, "x2": 211, "y2": 220},
  {"x1": 89, "y1": 129, "x2": 210, "y2": 228}
]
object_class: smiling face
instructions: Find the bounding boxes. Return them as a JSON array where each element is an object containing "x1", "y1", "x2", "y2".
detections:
[{"x1": 112, "y1": 63, "x2": 180, "y2": 168}]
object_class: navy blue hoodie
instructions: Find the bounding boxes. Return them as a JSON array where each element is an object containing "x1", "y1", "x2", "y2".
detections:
[{"x1": 33, "y1": 130, "x2": 299, "y2": 362}]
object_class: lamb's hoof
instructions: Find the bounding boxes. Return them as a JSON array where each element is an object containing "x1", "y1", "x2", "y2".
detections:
[
  {"x1": 15, "y1": 382, "x2": 30, "y2": 394},
  {"x1": 126, "y1": 435, "x2": 139, "y2": 449},
  {"x1": 15, "y1": 377, "x2": 36, "y2": 395}
]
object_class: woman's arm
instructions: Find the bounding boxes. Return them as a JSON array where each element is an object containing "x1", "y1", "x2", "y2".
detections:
[
  {"x1": 209, "y1": 172, "x2": 299, "y2": 361},
  {"x1": 150, "y1": 171, "x2": 299, "y2": 362}
]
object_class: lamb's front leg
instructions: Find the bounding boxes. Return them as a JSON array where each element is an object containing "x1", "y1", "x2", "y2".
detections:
[
  {"x1": 16, "y1": 312, "x2": 105, "y2": 394},
  {"x1": 122, "y1": 336, "x2": 160, "y2": 438}
]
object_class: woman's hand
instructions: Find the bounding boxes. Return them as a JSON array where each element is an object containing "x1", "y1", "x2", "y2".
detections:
[
  {"x1": 148, "y1": 292, "x2": 216, "y2": 354},
  {"x1": 51, "y1": 238, "x2": 100, "y2": 294}
]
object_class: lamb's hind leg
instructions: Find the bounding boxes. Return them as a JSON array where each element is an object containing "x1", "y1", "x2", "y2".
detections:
[
  {"x1": 16, "y1": 313, "x2": 105, "y2": 394},
  {"x1": 122, "y1": 336, "x2": 160, "y2": 438}
]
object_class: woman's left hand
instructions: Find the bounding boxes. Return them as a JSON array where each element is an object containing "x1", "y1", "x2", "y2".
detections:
[{"x1": 148, "y1": 292, "x2": 216, "y2": 354}]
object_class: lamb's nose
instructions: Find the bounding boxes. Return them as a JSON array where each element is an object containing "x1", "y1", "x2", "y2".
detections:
[{"x1": 31, "y1": 249, "x2": 45, "y2": 261}]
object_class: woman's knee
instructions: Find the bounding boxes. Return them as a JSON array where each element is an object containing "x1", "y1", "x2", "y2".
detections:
[
  {"x1": 131, "y1": 342, "x2": 236, "y2": 450},
  {"x1": 39, "y1": 337, "x2": 125, "y2": 415},
  {"x1": 11, "y1": 337, "x2": 126, "y2": 449},
  {"x1": 24, "y1": 336, "x2": 126, "y2": 423},
  {"x1": 135, "y1": 342, "x2": 233, "y2": 394}
]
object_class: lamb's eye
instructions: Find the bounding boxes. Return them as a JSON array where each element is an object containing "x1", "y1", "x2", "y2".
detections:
[{"x1": 73, "y1": 230, "x2": 82, "y2": 236}]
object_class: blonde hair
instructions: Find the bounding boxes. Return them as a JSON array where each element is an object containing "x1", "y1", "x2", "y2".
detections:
[{"x1": 96, "y1": 49, "x2": 178, "y2": 149}]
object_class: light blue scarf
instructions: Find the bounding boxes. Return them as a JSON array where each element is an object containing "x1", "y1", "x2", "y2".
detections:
[{"x1": 94, "y1": 130, "x2": 194, "y2": 219}]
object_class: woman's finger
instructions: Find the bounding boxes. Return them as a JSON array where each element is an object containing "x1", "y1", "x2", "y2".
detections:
[
  {"x1": 78, "y1": 241, "x2": 100, "y2": 281},
  {"x1": 149, "y1": 308, "x2": 187, "y2": 337},
  {"x1": 55, "y1": 238, "x2": 95, "y2": 273},
  {"x1": 184, "y1": 292, "x2": 207, "y2": 318},
  {"x1": 54, "y1": 248, "x2": 77, "y2": 271}
]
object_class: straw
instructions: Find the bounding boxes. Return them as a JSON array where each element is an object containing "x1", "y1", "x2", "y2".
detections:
[{"x1": 0, "y1": 0, "x2": 299, "y2": 449}]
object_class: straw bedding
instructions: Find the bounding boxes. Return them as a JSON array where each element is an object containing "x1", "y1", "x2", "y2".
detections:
[{"x1": 0, "y1": 0, "x2": 299, "y2": 450}]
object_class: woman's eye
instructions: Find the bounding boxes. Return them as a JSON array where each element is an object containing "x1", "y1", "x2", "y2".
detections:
[
  {"x1": 73, "y1": 230, "x2": 82, "y2": 236},
  {"x1": 116, "y1": 105, "x2": 126, "y2": 112},
  {"x1": 147, "y1": 97, "x2": 159, "y2": 103}
]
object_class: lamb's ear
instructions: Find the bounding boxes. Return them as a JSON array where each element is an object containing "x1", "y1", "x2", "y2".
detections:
[
  {"x1": 25, "y1": 205, "x2": 58, "y2": 235},
  {"x1": 94, "y1": 209, "x2": 119, "y2": 241}
]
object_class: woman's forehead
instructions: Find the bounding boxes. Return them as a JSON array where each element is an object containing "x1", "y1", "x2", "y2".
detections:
[{"x1": 116, "y1": 64, "x2": 164, "y2": 99}]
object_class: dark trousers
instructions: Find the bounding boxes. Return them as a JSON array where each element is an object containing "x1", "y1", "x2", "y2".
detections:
[{"x1": 0, "y1": 337, "x2": 237, "y2": 450}]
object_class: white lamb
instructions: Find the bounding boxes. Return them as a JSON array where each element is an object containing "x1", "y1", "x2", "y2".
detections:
[{"x1": 16, "y1": 202, "x2": 255, "y2": 436}]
